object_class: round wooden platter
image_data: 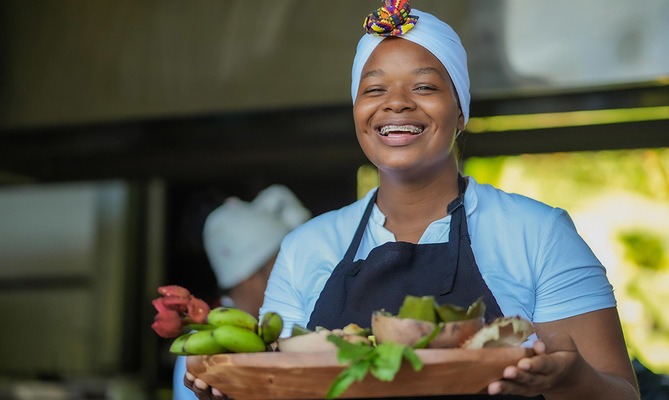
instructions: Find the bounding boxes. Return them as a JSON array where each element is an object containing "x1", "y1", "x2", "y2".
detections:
[{"x1": 186, "y1": 347, "x2": 532, "y2": 399}]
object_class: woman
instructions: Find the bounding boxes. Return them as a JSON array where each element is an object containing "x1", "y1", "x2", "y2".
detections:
[{"x1": 186, "y1": 2, "x2": 640, "y2": 398}]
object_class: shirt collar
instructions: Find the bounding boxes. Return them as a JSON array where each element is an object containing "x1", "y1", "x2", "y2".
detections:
[{"x1": 367, "y1": 176, "x2": 479, "y2": 242}]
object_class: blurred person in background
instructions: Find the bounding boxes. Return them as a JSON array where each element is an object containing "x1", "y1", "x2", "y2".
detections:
[{"x1": 172, "y1": 184, "x2": 310, "y2": 400}]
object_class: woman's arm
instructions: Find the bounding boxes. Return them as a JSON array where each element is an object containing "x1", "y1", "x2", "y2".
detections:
[{"x1": 488, "y1": 307, "x2": 639, "y2": 399}]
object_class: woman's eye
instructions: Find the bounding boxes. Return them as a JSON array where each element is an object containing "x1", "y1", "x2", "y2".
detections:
[
  {"x1": 415, "y1": 85, "x2": 437, "y2": 92},
  {"x1": 363, "y1": 87, "x2": 385, "y2": 95}
]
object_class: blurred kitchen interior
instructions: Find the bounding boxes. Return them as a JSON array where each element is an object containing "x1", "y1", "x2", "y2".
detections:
[{"x1": 0, "y1": 0, "x2": 668, "y2": 399}]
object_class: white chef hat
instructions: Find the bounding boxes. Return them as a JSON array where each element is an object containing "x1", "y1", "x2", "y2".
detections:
[
  {"x1": 202, "y1": 185, "x2": 311, "y2": 289},
  {"x1": 351, "y1": 8, "x2": 471, "y2": 125}
]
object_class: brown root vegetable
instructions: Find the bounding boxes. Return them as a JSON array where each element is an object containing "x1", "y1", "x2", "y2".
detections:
[{"x1": 372, "y1": 313, "x2": 484, "y2": 348}]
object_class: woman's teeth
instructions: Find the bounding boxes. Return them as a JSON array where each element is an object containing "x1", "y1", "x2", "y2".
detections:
[{"x1": 379, "y1": 125, "x2": 424, "y2": 136}]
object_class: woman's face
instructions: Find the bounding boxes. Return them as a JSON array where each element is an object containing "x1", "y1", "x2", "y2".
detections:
[{"x1": 353, "y1": 37, "x2": 464, "y2": 180}]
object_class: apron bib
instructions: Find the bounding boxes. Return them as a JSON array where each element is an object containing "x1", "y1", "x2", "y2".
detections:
[{"x1": 308, "y1": 175, "x2": 543, "y2": 400}]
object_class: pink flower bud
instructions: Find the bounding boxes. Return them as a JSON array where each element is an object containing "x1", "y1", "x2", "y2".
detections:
[
  {"x1": 187, "y1": 298, "x2": 211, "y2": 324},
  {"x1": 157, "y1": 285, "x2": 191, "y2": 299},
  {"x1": 151, "y1": 299, "x2": 184, "y2": 338},
  {"x1": 161, "y1": 296, "x2": 190, "y2": 313}
]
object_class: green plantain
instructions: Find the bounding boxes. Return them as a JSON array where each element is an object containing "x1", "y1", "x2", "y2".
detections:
[
  {"x1": 207, "y1": 307, "x2": 258, "y2": 331},
  {"x1": 257, "y1": 312, "x2": 284, "y2": 344},
  {"x1": 213, "y1": 325, "x2": 267, "y2": 353},
  {"x1": 169, "y1": 332, "x2": 192, "y2": 355},
  {"x1": 182, "y1": 330, "x2": 228, "y2": 355}
]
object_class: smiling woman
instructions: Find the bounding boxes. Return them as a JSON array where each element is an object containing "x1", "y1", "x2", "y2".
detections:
[{"x1": 184, "y1": 1, "x2": 641, "y2": 399}]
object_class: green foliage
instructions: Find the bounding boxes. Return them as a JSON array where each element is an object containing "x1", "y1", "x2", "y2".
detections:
[
  {"x1": 325, "y1": 335, "x2": 423, "y2": 399},
  {"x1": 618, "y1": 230, "x2": 667, "y2": 271},
  {"x1": 463, "y1": 156, "x2": 506, "y2": 186}
]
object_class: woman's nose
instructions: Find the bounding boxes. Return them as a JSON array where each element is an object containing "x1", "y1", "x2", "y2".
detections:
[{"x1": 383, "y1": 89, "x2": 416, "y2": 112}]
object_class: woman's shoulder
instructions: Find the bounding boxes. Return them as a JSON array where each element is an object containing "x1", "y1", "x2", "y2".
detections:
[
  {"x1": 466, "y1": 177, "x2": 570, "y2": 236},
  {"x1": 283, "y1": 188, "x2": 374, "y2": 244},
  {"x1": 468, "y1": 176, "x2": 562, "y2": 217}
]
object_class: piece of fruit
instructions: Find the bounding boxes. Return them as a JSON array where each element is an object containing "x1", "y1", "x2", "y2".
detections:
[
  {"x1": 207, "y1": 307, "x2": 258, "y2": 331},
  {"x1": 213, "y1": 325, "x2": 267, "y2": 353},
  {"x1": 182, "y1": 330, "x2": 228, "y2": 355},
  {"x1": 372, "y1": 296, "x2": 486, "y2": 348},
  {"x1": 169, "y1": 332, "x2": 192, "y2": 355},
  {"x1": 462, "y1": 316, "x2": 535, "y2": 349},
  {"x1": 257, "y1": 312, "x2": 284, "y2": 344},
  {"x1": 397, "y1": 295, "x2": 437, "y2": 323}
]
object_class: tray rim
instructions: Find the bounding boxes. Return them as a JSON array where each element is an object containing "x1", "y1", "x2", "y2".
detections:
[{"x1": 187, "y1": 347, "x2": 533, "y2": 399}]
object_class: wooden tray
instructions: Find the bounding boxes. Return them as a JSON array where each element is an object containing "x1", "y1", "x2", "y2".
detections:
[{"x1": 186, "y1": 347, "x2": 532, "y2": 399}]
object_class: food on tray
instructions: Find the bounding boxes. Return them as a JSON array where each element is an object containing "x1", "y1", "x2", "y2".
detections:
[
  {"x1": 171, "y1": 330, "x2": 227, "y2": 355},
  {"x1": 258, "y1": 311, "x2": 284, "y2": 344},
  {"x1": 463, "y1": 316, "x2": 535, "y2": 349},
  {"x1": 372, "y1": 296, "x2": 486, "y2": 348},
  {"x1": 150, "y1": 286, "x2": 287, "y2": 355},
  {"x1": 322, "y1": 296, "x2": 496, "y2": 398},
  {"x1": 152, "y1": 287, "x2": 537, "y2": 398},
  {"x1": 207, "y1": 306, "x2": 259, "y2": 331},
  {"x1": 167, "y1": 307, "x2": 282, "y2": 355},
  {"x1": 151, "y1": 285, "x2": 211, "y2": 338},
  {"x1": 278, "y1": 323, "x2": 371, "y2": 353}
]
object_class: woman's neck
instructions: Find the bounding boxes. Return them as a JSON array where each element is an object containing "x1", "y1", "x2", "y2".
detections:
[{"x1": 376, "y1": 170, "x2": 461, "y2": 243}]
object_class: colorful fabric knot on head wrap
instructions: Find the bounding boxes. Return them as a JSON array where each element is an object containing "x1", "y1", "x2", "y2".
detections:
[
  {"x1": 363, "y1": 0, "x2": 419, "y2": 37},
  {"x1": 352, "y1": 5, "x2": 472, "y2": 126}
]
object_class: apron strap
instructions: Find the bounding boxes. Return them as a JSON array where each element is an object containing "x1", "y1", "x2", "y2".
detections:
[
  {"x1": 341, "y1": 189, "x2": 378, "y2": 263},
  {"x1": 344, "y1": 174, "x2": 466, "y2": 264}
]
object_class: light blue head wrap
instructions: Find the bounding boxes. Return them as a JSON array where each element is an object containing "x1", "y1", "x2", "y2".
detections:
[{"x1": 351, "y1": 9, "x2": 471, "y2": 125}]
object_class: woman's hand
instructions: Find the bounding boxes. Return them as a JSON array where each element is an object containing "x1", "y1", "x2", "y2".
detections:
[
  {"x1": 487, "y1": 333, "x2": 580, "y2": 396},
  {"x1": 183, "y1": 371, "x2": 228, "y2": 400},
  {"x1": 487, "y1": 309, "x2": 639, "y2": 399}
]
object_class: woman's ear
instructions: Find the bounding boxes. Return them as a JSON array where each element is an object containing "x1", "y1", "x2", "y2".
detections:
[{"x1": 457, "y1": 109, "x2": 465, "y2": 132}]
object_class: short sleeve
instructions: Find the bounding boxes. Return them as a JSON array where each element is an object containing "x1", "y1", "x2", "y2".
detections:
[{"x1": 532, "y1": 209, "x2": 616, "y2": 322}]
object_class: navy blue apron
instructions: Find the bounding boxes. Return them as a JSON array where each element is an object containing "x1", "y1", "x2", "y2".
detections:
[{"x1": 308, "y1": 175, "x2": 543, "y2": 399}]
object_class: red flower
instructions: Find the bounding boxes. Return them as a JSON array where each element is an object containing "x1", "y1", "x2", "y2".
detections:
[
  {"x1": 187, "y1": 297, "x2": 210, "y2": 324},
  {"x1": 161, "y1": 296, "x2": 190, "y2": 313},
  {"x1": 151, "y1": 298, "x2": 183, "y2": 338},
  {"x1": 158, "y1": 285, "x2": 191, "y2": 299},
  {"x1": 151, "y1": 285, "x2": 212, "y2": 338}
]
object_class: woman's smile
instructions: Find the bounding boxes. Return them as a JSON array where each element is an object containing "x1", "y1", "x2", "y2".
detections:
[{"x1": 376, "y1": 121, "x2": 426, "y2": 146}]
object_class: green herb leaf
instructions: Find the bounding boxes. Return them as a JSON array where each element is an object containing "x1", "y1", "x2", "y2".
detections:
[
  {"x1": 326, "y1": 359, "x2": 371, "y2": 399},
  {"x1": 402, "y1": 346, "x2": 424, "y2": 372},
  {"x1": 370, "y1": 342, "x2": 405, "y2": 381},
  {"x1": 327, "y1": 335, "x2": 375, "y2": 363},
  {"x1": 325, "y1": 335, "x2": 425, "y2": 398}
]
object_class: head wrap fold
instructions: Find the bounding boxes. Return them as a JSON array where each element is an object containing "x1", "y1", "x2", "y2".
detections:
[
  {"x1": 352, "y1": 7, "x2": 471, "y2": 126},
  {"x1": 363, "y1": 0, "x2": 418, "y2": 37}
]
